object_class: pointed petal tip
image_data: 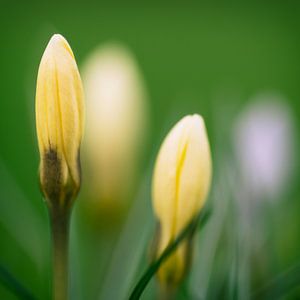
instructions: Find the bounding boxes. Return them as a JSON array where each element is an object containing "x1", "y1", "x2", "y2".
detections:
[
  {"x1": 49, "y1": 33, "x2": 67, "y2": 44},
  {"x1": 178, "y1": 114, "x2": 204, "y2": 129},
  {"x1": 46, "y1": 33, "x2": 74, "y2": 58}
]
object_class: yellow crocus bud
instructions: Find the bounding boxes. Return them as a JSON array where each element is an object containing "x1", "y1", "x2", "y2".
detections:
[
  {"x1": 35, "y1": 34, "x2": 84, "y2": 207},
  {"x1": 81, "y1": 43, "x2": 148, "y2": 212},
  {"x1": 152, "y1": 114, "x2": 212, "y2": 288}
]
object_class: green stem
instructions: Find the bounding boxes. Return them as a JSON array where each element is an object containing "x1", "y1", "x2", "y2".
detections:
[
  {"x1": 49, "y1": 206, "x2": 71, "y2": 300},
  {"x1": 128, "y1": 208, "x2": 211, "y2": 300}
]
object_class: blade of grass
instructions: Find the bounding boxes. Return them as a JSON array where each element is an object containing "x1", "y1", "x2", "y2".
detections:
[
  {"x1": 98, "y1": 174, "x2": 153, "y2": 300},
  {"x1": 0, "y1": 160, "x2": 47, "y2": 266},
  {"x1": 128, "y1": 207, "x2": 211, "y2": 300},
  {"x1": 0, "y1": 264, "x2": 36, "y2": 300},
  {"x1": 252, "y1": 262, "x2": 300, "y2": 299},
  {"x1": 188, "y1": 157, "x2": 232, "y2": 300}
]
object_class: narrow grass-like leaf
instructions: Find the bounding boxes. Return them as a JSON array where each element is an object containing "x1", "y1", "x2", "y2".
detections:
[
  {"x1": 0, "y1": 160, "x2": 47, "y2": 266},
  {"x1": 98, "y1": 175, "x2": 153, "y2": 300},
  {"x1": 252, "y1": 262, "x2": 300, "y2": 299},
  {"x1": 128, "y1": 207, "x2": 211, "y2": 300},
  {"x1": 0, "y1": 264, "x2": 36, "y2": 300}
]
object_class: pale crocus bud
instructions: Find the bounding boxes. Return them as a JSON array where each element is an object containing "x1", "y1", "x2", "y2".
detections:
[
  {"x1": 233, "y1": 94, "x2": 295, "y2": 201},
  {"x1": 152, "y1": 114, "x2": 212, "y2": 288},
  {"x1": 36, "y1": 34, "x2": 84, "y2": 207},
  {"x1": 81, "y1": 43, "x2": 148, "y2": 209}
]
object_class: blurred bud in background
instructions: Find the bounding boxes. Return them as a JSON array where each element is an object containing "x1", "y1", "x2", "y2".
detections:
[
  {"x1": 152, "y1": 114, "x2": 212, "y2": 291},
  {"x1": 232, "y1": 95, "x2": 297, "y2": 296},
  {"x1": 233, "y1": 93, "x2": 296, "y2": 202},
  {"x1": 81, "y1": 43, "x2": 148, "y2": 219}
]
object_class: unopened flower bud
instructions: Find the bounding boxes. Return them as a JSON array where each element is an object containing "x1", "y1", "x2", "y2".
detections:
[
  {"x1": 35, "y1": 34, "x2": 84, "y2": 208},
  {"x1": 82, "y1": 43, "x2": 148, "y2": 209},
  {"x1": 234, "y1": 93, "x2": 295, "y2": 201},
  {"x1": 152, "y1": 114, "x2": 212, "y2": 288}
]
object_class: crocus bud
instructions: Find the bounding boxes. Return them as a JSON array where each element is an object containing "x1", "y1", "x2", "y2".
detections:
[
  {"x1": 152, "y1": 114, "x2": 212, "y2": 288},
  {"x1": 81, "y1": 43, "x2": 148, "y2": 210},
  {"x1": 233, "y1": 93, "x2": 295, "y2": 201},
  {"x1": 35, "y1": 34, "x2": 84, "y2": 207}
]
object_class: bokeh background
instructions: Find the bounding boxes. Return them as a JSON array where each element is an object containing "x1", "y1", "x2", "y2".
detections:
[{"x1": 0, "y1": 1, "x2": 299, "y2": 299}]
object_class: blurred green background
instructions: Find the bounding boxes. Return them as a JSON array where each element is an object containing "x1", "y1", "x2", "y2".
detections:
[{"x1": 0, "y1": 1, "x2": 299, "y2": 299}]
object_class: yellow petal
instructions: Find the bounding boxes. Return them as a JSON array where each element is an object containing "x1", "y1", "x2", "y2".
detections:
[
  {"x1": 152, "y1": 114, "x2": 212, "y2": 286},
  {"x1": 36, "y1": 34, "x2": 84, "y2": 204}
]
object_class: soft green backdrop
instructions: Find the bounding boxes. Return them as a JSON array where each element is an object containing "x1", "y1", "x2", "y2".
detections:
[{"x1": 0, "y1": 1, "x2": 299, "y2": 299}]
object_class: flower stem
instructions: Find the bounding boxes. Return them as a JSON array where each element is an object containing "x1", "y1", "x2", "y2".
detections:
[{"x1": 49, "y1": 205, "x2": 71, "y2": 300}]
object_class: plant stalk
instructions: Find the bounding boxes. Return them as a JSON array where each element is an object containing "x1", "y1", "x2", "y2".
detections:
[{"x1": 49, "y1": 205, "x2": 71, "y2": 300}]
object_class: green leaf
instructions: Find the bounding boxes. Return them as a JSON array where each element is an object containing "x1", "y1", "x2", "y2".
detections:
[
  {"x1": 0, "y1": 264, "x2": 36, "y2": 300},
  {"x1": 128, "y1": 207, "x2": 212, "y2": 300},
  {"x1": 98, "y1": 175, "x2": 153, "y2": 300},
  {"x1": 252, "y1": 262, "x2": 300, "y2": 299}
]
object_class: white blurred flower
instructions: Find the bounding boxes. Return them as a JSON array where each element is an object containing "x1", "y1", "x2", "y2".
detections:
[
  {"x1": 233, "y1": 93, "x2": 296, "y2": 201},
  {"x1": 81, "y1": 43, "x2": 148, "y2": 208}
]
